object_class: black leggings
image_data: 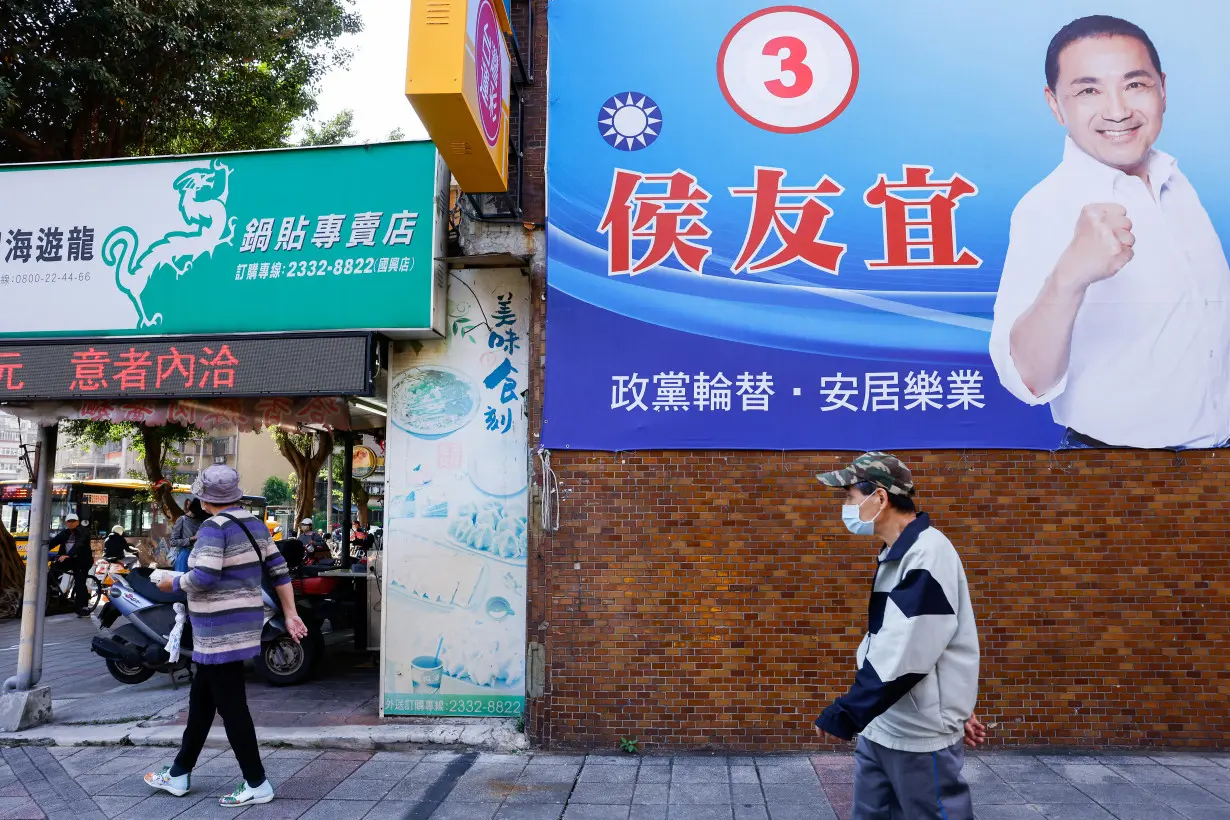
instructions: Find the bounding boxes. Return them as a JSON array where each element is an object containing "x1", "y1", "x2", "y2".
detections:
[{"x1": 174, "y1": 661, "x2": 266, "y2": 786}]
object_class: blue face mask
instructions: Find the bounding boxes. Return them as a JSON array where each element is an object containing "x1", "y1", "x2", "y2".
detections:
[{"x1": 841, "y1": 492, "x2": 882, "y2": 536}]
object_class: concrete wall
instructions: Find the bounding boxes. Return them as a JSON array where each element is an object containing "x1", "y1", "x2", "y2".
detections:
[{"x1": 236, "y1": 431, "x2": 289, "y2": 499}]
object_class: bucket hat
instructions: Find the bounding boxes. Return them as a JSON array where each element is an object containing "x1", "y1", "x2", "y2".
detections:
[{"x1": 192, "y1": 465, "x2": 244, "y2": 505}]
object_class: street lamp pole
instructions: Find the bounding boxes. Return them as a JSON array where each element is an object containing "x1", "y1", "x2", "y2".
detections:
[{"x1": 0, "y1": 423, "x2": 58, "y2": 730}]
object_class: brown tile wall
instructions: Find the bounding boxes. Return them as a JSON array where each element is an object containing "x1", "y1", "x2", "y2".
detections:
[
  {"x1": 519, "y1": 0, "x2": 1228, "y2": 753},
  {"x1": 526, "y1": 440, "x2": 1230, "y2": 751}
]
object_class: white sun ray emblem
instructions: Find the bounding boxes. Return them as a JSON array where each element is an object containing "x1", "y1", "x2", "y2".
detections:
[{"x1": 598, "y1": 92, "x2": 662, "y2": 152}]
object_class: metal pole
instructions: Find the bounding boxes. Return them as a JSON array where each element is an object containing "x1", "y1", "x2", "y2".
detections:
[
  {"x1": 5, "y1": 423, "x2": 57, "y2": 692},
  {"x1": 325, "y1": 450, "x2": 334, "y2": 537},
  {"x1": 340, "y1": 433, "x2": 353, "y2": 570}
]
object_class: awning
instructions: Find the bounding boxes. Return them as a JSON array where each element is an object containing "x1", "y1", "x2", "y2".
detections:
[{"x1": 1, "y1": 396, "x2": 352, "y2": 432}]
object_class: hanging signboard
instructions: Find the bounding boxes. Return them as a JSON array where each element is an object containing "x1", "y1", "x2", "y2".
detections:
[
  {"x1": 382, "y1": 269, "x2": 529, "y2": 718},
  {"x1": 0, "y1": 334, "x2": 373, "y2": 400},
  {"x1": 405, "y1": 0, "x2": 512, "y2": 192},
  {"x1": 0, "y1": 142, "x2": 449, "y2": 340},
  {"x1": 543, "y1": 1, "x2": 1230, "y2": 451}
]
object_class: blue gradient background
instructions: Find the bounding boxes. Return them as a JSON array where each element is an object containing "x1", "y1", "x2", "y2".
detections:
[{"x1": 543, "y1": 0, "x2": 1230, "y2": 451}]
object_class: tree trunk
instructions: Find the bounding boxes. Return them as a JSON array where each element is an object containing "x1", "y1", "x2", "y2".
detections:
[
  {"x1": 274, "y1": 432, "x2": 333, "y2": 526},
  {"x1": 352, "y1": 479, "x2": 370, "y2": 528},
  {"x1": 138, "y1": 424, "x2": 185, "y2": 522},
  {"x1": 0, "y1": 519, "x2": 24, "y2": 618}
]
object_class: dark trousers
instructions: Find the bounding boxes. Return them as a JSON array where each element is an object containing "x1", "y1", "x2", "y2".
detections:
[
  {"x1": 174, "y1": 661, "x2": 266, "y2": 786},
  {"x1": 852, "y1": 736, "x2": 972, "y2": 820},
  {"x1": 70, "y1": 564, "x2": 90, "y2": 611}
]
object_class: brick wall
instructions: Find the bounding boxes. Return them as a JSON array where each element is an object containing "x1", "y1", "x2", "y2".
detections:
[
  {"x1": 526, "y1": 439, "x2": 1230, "y2": 751},
  {"x1": 518, "y1": 0, "x2": 1228, "y2": 753},
  {"x1": 513, "y1": 0, "x2": 548, "y2": 223}
]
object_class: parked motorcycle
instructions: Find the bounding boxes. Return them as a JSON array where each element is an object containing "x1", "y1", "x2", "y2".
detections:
[{"x1": 91, "y1": 566, "x2": 322, "y2": 686}]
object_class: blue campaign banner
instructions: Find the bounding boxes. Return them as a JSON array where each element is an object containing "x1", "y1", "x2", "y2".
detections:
[{"x1": 543, "y1": 1, "x2": 1230, "y2": 451}]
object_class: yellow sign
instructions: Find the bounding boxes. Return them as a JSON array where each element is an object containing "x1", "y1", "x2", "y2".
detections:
[{"x1": 406, "y1": 0, "x2": 512, "y2": 193}]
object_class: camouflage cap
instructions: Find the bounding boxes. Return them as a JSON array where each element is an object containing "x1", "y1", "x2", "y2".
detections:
[{"x1": 816, "y1": 452, "x2": 915, "y2": 497}]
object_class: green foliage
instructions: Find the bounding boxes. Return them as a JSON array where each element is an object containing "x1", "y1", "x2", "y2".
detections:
[
  {"x1": 299, "y1": 108, "x2": 356, "y2": 146},
  {"x1": 262, "y1": 476, "x2": 293, "y2": 506},
  {"x1": 386, "y1": 127, "x2": 405, "y2": 141},
  {"x1": 62, "y1": 420, "x2": 198, "y2": 472},
  {"x1": 62, "y1": 420, "x2": 201, "y2": 518},
  {"x1": 0, "y1": 0, "x2": 362, "y2": 162},
  {"x1": 619, "y1": 737, "x2": 640, "y2": 754}
]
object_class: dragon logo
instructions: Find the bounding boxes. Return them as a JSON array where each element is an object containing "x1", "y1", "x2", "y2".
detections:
[{"x1": 103, "y1": 159, "x2": 238, "y2": 327}]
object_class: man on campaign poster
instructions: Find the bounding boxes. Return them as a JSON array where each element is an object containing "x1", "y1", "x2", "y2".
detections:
[{"x1": 990, "y1": 15, "x2": 1230, "y2": 450}]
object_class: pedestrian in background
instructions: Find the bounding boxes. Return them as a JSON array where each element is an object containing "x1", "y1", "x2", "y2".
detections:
[
  {"x1": 145, "y1": 465, "x2": 308, "y2": 807},
  {"x1": 297, "y1": 518, "x2": 325, "y2": 551},
  {"x1": 102, "y1": 525, "x2": 136, "y2": 562},
  {"x1": 813, "y1": 453, "x2": 986, "y2": 820},
  {"x1": 50, "y1": 513, "x2": 93, "y2": 616},
  {"x1": 169, "y1": 497, "x2": 206, "y2": 572}
]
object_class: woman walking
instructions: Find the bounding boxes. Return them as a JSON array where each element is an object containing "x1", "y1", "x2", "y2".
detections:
[
  {"x1": 144, "y1": 465, "x2": 308, "y2": 807},
  {"x1": 169, "y1": 497, "x2": 206, "y2": 572}
]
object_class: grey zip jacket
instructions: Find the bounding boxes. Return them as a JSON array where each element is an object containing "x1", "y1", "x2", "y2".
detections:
[{"x1": 816, "y1": 514, "x2": 980, "y2": 752}]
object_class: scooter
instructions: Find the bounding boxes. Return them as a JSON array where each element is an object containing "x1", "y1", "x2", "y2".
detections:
[
  {"x1": 91, "y1": 567, "x2": 322, "y2": 686},
  {"x1": 90, "y1": 567, "x2": 191, "y2": 685}
]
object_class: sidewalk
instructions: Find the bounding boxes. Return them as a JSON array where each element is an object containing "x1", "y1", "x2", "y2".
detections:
[
  {"x1": 0, "y1": 746, "x2": 1225, "y2": 819},
  {"x1": 0, "y1": 613, "x2": 524, "y2": 752}
]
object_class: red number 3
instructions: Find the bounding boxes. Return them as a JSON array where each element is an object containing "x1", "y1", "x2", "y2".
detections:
[{"x1": 762, "y1": 36, "x2": 813, "y2": 99}]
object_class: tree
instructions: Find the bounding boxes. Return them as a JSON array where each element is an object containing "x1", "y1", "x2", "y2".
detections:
[
  {"x1": 386, "y1": 127, "x2": 405, "y2": 141},
  {"x1": 0, "y1": 519, "x2": 23, "y2": 618},
  {"x1": 299, "y1": 109, "x2": 355, "y2": 146},
  {"x1": 0, "y1": 1, "x2": 362, "y2": 162},
  {"x1": 262, "y1": 476, "x2": 293, "y2": 507},
  {"x1": 62, "y1": 421, "x2": 200, "y2": 521},
  {"x1": 269, "y1": 428, "x2": 332, "y2": 525}
]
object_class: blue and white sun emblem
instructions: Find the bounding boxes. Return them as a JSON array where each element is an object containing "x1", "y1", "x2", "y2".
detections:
[{"x1": 598, "y1": 93, "x2": 662, "y2": 151}]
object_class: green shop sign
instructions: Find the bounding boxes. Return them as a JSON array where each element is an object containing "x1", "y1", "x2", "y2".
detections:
[{"x1": 0, "y1": 141, "x2": 448, "y2": 339}]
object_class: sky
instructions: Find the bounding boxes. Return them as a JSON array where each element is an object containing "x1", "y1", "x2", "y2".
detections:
[{"x1": 299, "y1": 0, "x2": 429, "y2": 143}]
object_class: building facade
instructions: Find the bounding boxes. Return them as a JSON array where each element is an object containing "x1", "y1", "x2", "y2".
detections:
[{"x1": 500, "y1": 0, "x2": 1229, "y2": 751}]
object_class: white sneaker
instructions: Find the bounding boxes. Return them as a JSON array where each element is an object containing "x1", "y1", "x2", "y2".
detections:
[
  {"x1": 145, "y1": 766, "x2": 190, "y2": 796},
  {"x1": 219, "y1": 780, "x2": 274, "y2": 807}
]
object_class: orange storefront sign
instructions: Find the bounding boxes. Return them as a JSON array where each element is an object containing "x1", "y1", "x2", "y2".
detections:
[{"x1": 405, "y1": 0, "x2": 512, "y2": 193}]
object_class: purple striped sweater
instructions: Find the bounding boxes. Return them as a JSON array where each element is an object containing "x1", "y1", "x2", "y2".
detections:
[{"x1": 172, "y1": 507, "x2": 290, "y2": 664}]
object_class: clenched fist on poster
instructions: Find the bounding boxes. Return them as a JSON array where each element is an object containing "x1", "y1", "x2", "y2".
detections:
[{"x1": 1056, "y1": 203, "x2": 1136, "y2": 290}]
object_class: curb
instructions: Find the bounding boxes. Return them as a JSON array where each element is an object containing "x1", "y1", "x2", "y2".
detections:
[{"x1": 0, "y1": 718, "x2": 530, "y2": 752}]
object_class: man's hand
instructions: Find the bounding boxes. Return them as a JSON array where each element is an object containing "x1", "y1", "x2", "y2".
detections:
[
  {"x1": 964, "y1": 714, "x2": 988, "y2": 749},
  {"x1": 1056, "y1": 203, "x2": 1135, "y2": 291},
  {"x1": 56, "y1": 555, "x2": 68, "y2": 563},
  {"x1": 285, "y1": 614, "x2": 309, "y2": 643},
  {"x1": 157, "y1": 577, "x2": 175, "y2": 593}
]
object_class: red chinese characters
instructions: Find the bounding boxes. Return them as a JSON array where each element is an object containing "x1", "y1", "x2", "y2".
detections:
[
  {"x1": 157, "y1": 348, "x2": 195, "y2": 390},
  {"x1": 729, "y1": 167, "x2": 846, "y2": 274},
  {"x1": 69, "y1": 348, "x2": 110, "y2": 391},
  {"x1": 0, "y1": 352, "x2": 23, "y2": 391},
  {"x1": 599, "y1": 169, "x2": 713, "y2": 275},
  {"x1": 255, "y1": 397, "x2": 294, "y2": 428},
  {"x1": 863, "y1": 165, "x2": 981, "y2": 269},
  {"x1": 114, "y1": 348, "x2": 153, "y2": 391},
  {"x1": 198, "y1": 345, "x2": 239, "y2": 389},
  {"x1": 599, "y1": 164, "x2": 982, "y2": 277}
]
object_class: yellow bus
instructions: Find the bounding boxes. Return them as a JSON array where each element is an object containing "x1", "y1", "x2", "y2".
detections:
[{"x1": 1, "y1": 479, "x2": 277, "y2": 558}]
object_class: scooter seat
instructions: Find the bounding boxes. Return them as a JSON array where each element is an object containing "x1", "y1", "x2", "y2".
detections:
[{"x1": 127, "y1": 572, "x2": 188, "y2": 605}]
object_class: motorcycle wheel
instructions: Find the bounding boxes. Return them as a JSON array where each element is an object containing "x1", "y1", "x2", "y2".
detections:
[
  {"x1": 253, "y1": 633, "x2": 319, "y2": 686},
  {"x1": 105, "y1": 658, "x2": 155, "y2": 685}
]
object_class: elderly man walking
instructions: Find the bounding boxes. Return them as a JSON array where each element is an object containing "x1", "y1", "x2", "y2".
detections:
[
  {"x1": 145, "y1": 465, "x2": 308, "y2": 808},
  {"x1": 813, "y1": 452, "x2": 986, "y2": 820}
]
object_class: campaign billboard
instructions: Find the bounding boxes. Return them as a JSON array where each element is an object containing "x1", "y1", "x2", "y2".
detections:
[
  {"x1": 0, "y1": 141, "x2": 449, "y2": 340},
  {"x1": 543, "y1": 1, "x2": 1230, "y2": 450}
]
